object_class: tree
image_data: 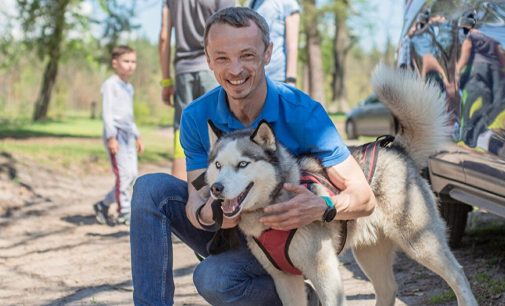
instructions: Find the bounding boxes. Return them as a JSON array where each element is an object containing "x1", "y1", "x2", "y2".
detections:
[
  {"x1": 302, "y1": 0, "x2": 326, "y2": 106},
  {"x1": 15, "y1": 0, "x2": 138, "y2": 121}
]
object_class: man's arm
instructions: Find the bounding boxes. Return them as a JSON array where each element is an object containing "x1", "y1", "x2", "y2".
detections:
[
  {"x1": 285, "y1": 12, "x2": 299, "y2": 85},
  {"x1": 186, "y1": 170, "x2": 240, "y2": 230},
  {"x1": 261, "y1": 155, "x2": 376, "y2": 230},
  {"x1": 455, "y1": 37, "x2": 472, "y2": 85},
  {"x1": 159, "y1": 4, "x2": 175, "y2": 105},
  {"x1": 325, "y1": 155, "x2": 376, "y2": 220}
]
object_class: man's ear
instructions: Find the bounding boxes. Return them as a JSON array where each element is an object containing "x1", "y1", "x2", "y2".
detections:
[
  {"x1": 251, "y1": 120, "x2": 276, "y2": 151},
  {"x1": 205, "y1": 51, "x2": 214, "y2": 71},
  {"x1": 208, "y1": 120, "x2": 223, "y2": 148},
  {"x1": 263, "y1": 42, "x2": 273, "y2": 66}
]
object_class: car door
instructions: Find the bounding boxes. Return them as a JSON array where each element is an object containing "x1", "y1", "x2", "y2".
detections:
[
  {"x1": 356, "y1": 98, "x2": 393, "y2": 136},
  {"x1": 462, "y1": 150, "x2": 505, "y2": 201}
]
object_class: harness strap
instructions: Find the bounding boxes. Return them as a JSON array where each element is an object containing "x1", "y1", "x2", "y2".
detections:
[
  {"x1": 360, "y1": 135, "x2": 395, "y2": 183},
  {"x1": 253, "y1": 229, "x2": 302, "y2": 275}
]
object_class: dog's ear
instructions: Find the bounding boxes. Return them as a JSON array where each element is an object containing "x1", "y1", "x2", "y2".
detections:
[
  {"x1": 208, "y1": 120, "x2": 223, "y2": 148},
  {"x1": 251, "y1": 120, "x2": 276, "y2": 151}
]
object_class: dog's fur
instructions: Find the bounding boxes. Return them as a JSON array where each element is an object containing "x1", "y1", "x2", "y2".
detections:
[{"x1": 205, "y1": 65, "x2": 477, "y2": 306}]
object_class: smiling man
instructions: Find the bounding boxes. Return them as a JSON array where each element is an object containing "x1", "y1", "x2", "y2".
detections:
[{"x1": 130, "y1": 7, "x2": 376, "y2": 306}]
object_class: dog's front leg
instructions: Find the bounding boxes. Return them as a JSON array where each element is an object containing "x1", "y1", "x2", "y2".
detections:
[{"x1": 268, "y1": 270, "x2": 307, "y2": 306}]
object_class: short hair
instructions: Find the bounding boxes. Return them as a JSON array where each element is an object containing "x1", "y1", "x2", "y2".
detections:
[
  {"x1": 204, "y1": 7, "x2": 270, "y2": 52},
  {"x1": 111, "y1": 45, "x2": 135, "y2": 60}
]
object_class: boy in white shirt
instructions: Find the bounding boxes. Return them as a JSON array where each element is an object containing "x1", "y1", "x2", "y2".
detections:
[{"x1": 94, "y1": 45, "x2": 144, "y2": 225}]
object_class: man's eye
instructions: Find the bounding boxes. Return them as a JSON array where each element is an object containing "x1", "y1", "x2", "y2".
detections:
[
  {"x1": 215, "y1": 161, "x2": 221, "y2": 169},
  {"x1": 238, "y1": 161, "x2": 249, "y2": 168}
]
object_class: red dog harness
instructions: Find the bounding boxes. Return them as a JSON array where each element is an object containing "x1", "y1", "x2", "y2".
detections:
[
  {"x1": 253, "y1": 171, "x2": 341, "y2": 275},
  {"x1": 253, "y1": 136, "x2": 393, "y2": 275}
]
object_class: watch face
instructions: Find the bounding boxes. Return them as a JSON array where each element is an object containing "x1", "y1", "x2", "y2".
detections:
[{"x1": 324, "y1": 207, "x2": 337, "y2": 222}]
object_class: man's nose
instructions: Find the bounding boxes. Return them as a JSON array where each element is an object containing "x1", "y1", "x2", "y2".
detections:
[{"x1": 228, "y1": 59, "x2": 244, "y2": 76}]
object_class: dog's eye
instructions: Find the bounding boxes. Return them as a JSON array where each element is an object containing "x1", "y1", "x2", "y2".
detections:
[
  {"x1": 215, "y1": 161, "x2": 221, "y2": 169},
  {"x1": 238, "y1": 161, "x2": 249, "y2": 168}
]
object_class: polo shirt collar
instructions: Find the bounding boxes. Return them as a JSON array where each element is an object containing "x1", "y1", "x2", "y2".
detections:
[{"x1": 215, "y1": 76, "x2": 280, "y2": 129}]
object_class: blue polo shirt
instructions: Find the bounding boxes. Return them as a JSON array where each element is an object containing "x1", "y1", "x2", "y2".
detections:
[{"x1": 180, "y1": 77, "x2": 350, "y2": 171}]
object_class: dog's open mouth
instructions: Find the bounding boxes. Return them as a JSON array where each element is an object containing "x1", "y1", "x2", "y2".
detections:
[{"x1": 221, "y1": 182, "x2": 254, "y2": 217}]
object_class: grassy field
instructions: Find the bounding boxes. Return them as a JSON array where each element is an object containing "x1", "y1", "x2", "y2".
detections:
[
  {"x1": 0, "y1": 113, "x2": 348, "y2": 171},
  {"x1": 0, "y1": 116, "x2": 172, "y2": 171}
]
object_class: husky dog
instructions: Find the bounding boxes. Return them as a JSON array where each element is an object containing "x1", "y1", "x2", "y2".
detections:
[{"x1": 205, "y1": 65, "x2": 477, "y2": 306}]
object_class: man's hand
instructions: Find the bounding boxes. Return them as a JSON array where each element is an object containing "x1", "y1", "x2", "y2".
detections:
[
  {"x1": 162, "y1": 85, "x2": 175, "y2": 106},
  {"x1": 222, "y1": 214, "x2": 241, "y2": 229},
  {"x1": 107, "y1": 137, "x2": 119, "y2": 155},
  {"x1": 136, "y1": 138, "x2": 145, "y2": 154},
  {"x1": 260, "y1": 183, "x2": 326, "y2": 230},
  {"x1": 199, "y1": 198, "x2": 240, "y2": 229}
]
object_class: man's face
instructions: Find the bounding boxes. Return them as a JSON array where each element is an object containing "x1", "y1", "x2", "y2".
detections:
[
  {"x1": 112, "y1": 52, "x2": 137, "y2": 80},
  {"x1": 206, "y1": 22, "x2": 272, "y2": 101}
]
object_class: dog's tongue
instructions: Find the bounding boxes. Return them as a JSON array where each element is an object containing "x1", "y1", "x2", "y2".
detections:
[{"x1": 222, "y1": 198, "x2": 239, "y2": 214}]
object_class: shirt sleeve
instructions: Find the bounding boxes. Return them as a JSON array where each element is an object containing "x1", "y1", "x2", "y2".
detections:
[
  {"x1": 180, "y1": 112, "x2": 209, "y2": 171},
  {"x1": 101, "y1": 81, "x2": 117, "y2": 139},
  {"x1": 300, "y1": 103, "x2": 350, "y2": 168}
]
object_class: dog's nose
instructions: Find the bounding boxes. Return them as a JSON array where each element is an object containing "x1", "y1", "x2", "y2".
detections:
[{"x1": 211, "y1": 182, "x2": 224, "y2": 196}]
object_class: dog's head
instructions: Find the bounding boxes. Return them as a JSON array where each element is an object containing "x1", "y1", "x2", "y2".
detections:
[{"x1": 206, "y1": 120, "x2": 285, "y2": 218}]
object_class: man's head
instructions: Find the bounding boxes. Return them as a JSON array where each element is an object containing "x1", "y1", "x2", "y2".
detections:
[
  {"x1": 203, "y1": 7, "x2": 273, "y2": 104},
  {"x1": 111, "y1": 45, "x2": 136, "y2": 81},
  {"x1": 204, "y1": 7, "x2": 270, "y2": 53},
  {"x1": 458, "y1": 12, "x2": 476, "y2": 35}
]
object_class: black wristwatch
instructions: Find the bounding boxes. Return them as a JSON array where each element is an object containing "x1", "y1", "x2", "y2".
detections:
[
  {"x1": 285, "y1": 77, "x2": 297, "y2": 84},
  {"x1": 320, "y1": 196, "x2": 337, "y2": 222}
]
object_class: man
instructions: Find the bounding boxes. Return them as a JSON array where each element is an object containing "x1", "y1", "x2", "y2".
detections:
[
  {"x1": 131, "y1": 7, "x2": 376, "y2": 305},
  {"x1": 250, "y1": 0, "x2": 300, "y2": 86},
  {"x1": 159, "y1": 0, "x2": 234, "y2": 180}
]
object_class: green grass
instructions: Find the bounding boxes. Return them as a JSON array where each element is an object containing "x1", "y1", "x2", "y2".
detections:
[
  {"x1": 0, "y1": 116, "x2": 172, "y2": 169},
  {"x1": 0, "y1": 111, "x2": 349, "y2": 169},
  {"x1": 428, "y1": 290, "x2": 455, "y2": 304}
]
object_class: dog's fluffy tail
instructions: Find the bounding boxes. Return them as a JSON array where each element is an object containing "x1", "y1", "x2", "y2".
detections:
[{"x1": 372, "y1": 64, "x2": 452, "y2": 169}]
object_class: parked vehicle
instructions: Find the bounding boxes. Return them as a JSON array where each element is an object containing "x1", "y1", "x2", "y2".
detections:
[
  {"x1": 400, "y1": 0, "x2": 505, "y2": 247},
  {"x1": 344, "y1": 94, "x2": 395, "y2": 139}
]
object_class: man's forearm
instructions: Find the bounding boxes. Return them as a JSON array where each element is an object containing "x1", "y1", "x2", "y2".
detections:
[
  {"x1": 285, "y1": 12, "x2": 300, "y2": 80},
  {"x1": 159, "y1": 5, "x2": 172, "y2": 79},
  {"x1": 325, "y1": 156, "x2": 376, "y2": 220}
]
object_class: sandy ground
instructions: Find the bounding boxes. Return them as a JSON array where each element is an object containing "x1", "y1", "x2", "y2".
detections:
[{"x1": 0, "y1": 133, "x2": 504, "y2": 306}]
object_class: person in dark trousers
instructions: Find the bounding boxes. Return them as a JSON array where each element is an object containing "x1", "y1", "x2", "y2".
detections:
[
  {"x1": 159, "y1": 0, "x2": 235, "y2": 180},
  {"x1": 456, "y1": 12, "x2": 505, "y2": 147}
]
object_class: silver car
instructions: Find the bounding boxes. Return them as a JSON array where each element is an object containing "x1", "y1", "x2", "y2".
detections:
[{"x1": 344, "y1": 94, "x2": 396, "y2": 139}]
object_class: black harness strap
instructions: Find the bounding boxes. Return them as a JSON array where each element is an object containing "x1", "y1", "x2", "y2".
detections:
[
  {"x1": 360, "y1": 135, "x2": 395, "y2": 183},
  {"x1": 191, "y1": 171, "x2": 207, "y2": 191}
]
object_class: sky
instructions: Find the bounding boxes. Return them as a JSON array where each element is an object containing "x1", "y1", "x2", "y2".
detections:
[{"x1": 1, "y1": 0, "x2": 404, "y2": 53}]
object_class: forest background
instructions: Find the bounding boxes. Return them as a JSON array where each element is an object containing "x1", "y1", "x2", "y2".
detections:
[{"x1": 0, "y1": 0, "x2": 400, "y2": 124}]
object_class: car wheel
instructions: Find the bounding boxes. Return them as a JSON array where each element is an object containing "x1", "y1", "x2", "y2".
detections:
[
  {"x1": 346, "y1": 120, "x2": 358, "y2": 140},
  {"x1": 439, "y1": 198, "x2": 473, "y2": 248}
]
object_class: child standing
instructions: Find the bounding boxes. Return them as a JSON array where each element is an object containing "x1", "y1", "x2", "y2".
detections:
[{"x1": 94, "y1": 45, "x2": 144, "y2": 225}]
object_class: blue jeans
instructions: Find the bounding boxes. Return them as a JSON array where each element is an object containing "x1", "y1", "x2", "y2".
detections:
[{"x1": 130, "y1": 173, "x2": 283, "y2": 306}]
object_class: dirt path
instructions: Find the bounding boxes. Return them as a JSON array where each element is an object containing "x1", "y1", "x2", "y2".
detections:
[{"x1": 0, "y1": 147, "x2": 504, "y2": 305}]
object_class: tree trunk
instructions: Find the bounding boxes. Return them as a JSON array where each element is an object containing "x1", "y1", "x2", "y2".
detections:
[
  {"x1": 32, "y1": 0, "x2": 68, "y2": 121},
  {"x1": 303, "y1": 0, "x2": 326, "y2": 107},
  {"x1": 331, "y1": 11, "x2": 351, "y2": 112}
]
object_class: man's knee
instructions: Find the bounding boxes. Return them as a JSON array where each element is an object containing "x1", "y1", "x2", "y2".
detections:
[
  {"x1": 132, "y1": 173, "x2": 186, "y2": 210},
  {"x1": 193, "y1": 259, "x2": 236, "y2": 305}
]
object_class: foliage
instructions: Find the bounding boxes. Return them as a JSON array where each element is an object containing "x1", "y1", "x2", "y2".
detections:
[{"x1": 0, "y1": 0, "x2": 396, "y2": 122}]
